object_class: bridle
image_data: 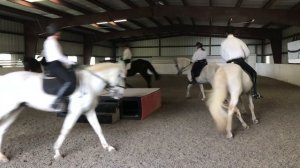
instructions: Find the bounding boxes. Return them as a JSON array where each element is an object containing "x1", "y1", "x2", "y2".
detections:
[{"x1": 83, "y1": 68, "x2": 125, "y2": 90}]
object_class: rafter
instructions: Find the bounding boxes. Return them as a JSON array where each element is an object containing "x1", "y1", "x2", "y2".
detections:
[
  {"x1": 145, "y1": 0, "x2": 155, "y2": 6},
  {"x1": 121, "y1": 0, "x2": 138, "y2": 8},
  {"x1": 0, "y1": 4, "x2": 48, "y2": 21},
  {"x1": 9, "y1": 0, "x2": 72, "y2": 17},
  {"x1": 45, "y1": 6, "x2": 300, "y2": 33},
  {"x1": 263, "y1": 0, "x2": 278, "y2": 9},
  {"x1": 181, "y1": 0, "x2": 188, "y2": 6},
  {"x1": 165, "y1": 17, "x2": 173, "y2": 25},
  {"x1": 96, "y1": 25, "x2": 277, "y2": 42},
  {"x1": 148, "y1": 17, "x2": 162, "y2": 27},
  {"x1": 244, "y1": 19, "x2": 254, "y2": 27},
  {"x1": 176, "y1": 17, "x2": 182, "y2": 25},
  {"x1": 235, "y1": 0, "x2": 243, "y2": 8},
  {"x1": 86, "y1": 0, "x2": 114, "y2": 11},
  {"x1": 127, "y1": 19, "x2": 147, "y2": 28},
  {"x1": 49, "y1": 0, "x2": 93, "y2": 14},
  {"x1": 262, "y1": 22, "x2": 272, "y2": 28},
  {"x1": 291, "y1": 2, "x2": 300, "y2": 11}
]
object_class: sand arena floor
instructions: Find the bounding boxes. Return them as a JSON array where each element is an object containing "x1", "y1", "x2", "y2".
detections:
[{"x1": 2, "y1": 75, "x2": 300, "y2": 168}]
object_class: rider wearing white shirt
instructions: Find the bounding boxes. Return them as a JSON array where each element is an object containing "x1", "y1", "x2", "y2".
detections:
[
  {"x1": 191, "y1": 42, "x2": 208, "y2": 83},
  {"x1": 220, "y1": 32, "x2": 262, "y2": 99},
  {"x1": 44, "y1": 24, "x2": 76, "y2": 111},
  {"x1": 122, "y1": 46, "x2": 132, "y2": 70}
]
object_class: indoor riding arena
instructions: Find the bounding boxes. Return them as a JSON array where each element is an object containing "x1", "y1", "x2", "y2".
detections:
[{"x1": 0, "y1": 0, "x2": 299, "y2": 168}]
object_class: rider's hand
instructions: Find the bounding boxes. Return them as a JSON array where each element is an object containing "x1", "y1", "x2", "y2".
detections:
[{"x1": 71, "y1": 64, "x2": 80, "y2": 70}]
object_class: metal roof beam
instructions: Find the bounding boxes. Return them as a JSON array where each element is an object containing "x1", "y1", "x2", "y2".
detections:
[
  {"x1": 263, "y1": 0, "x2": 278, "y2": 9},
  {"x1": 96, "y1": 25, "x2": 276, "y2": 42},
  {"x1": 41, "y1": 6, "x2": 300, "y2": 33}
]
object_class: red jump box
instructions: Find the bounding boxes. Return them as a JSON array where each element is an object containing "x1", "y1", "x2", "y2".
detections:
[{"x1": 100, "y1": 88, "x2": 161, "y2": 120}]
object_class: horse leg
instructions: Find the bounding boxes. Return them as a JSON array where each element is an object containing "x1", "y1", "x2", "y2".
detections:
[
  {"x1": 248, "y1": 95, "x2": 258, "y2": 124},
  {"x1": 235, "y1": 107, "x2": 249, "y2": 129},
  {"x1": 226, "y1": 95, "x2": 239, "y2": 139},
  {"x1": 141, "y1": 73, "x2": 152, "y2": 88},
  {"x1": 199, "y1": 84, "x2": 205, "y2": 101},
  {"x1": 0, "y1": 107, "x2": 23, "y2": 162},
  {"x1": 53, "y1": 110, "x2": 81, "y2": 160},
  {"x1": 85, "y1": 109, "x2": 115, "y2": 152},
  {"x1": 186, "y1": 84, "x2": 192, "y2": 98},
  {"x1": 239, "y1": 97, "x2": 247, "y2": 114}
]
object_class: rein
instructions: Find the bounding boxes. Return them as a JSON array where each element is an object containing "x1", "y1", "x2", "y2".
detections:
[
  {"x1": 83, "y1": 67, "x2": 125, "y2": 89},
  {"x1": 174, "y1": 59, "x2": 192, "y2": 74}
]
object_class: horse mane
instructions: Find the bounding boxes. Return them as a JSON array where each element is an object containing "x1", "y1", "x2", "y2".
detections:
[{"x1": 86, "y1": 62, "x2": 120, "y2": 72}]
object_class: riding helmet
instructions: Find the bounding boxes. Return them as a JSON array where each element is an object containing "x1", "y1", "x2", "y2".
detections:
[{"x1": 46, "y1": 23, "x2": 60, "y2": 36}]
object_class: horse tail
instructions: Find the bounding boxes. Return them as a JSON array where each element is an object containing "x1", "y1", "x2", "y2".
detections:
[
  {"x1": 146, "y1": 61, "x2": 160, "y2": 80},
  {"x1": 207, "y1": 67, "x2": 228, "y2": 131}
]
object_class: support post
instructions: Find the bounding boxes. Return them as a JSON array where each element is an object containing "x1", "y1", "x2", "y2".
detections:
[
  {"x1": 83, "y1": 35, "x2": 93, "y2": 65},
  {"x1": 24, "y1": 22, "x2": 39, "y2": 71},
  {"x1": 269, "y1": 30, "x2": 282, "y2": 63}
]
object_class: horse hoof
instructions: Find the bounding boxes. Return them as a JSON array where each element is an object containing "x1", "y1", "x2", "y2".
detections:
[
  {"x1": 107, "y1": 146, "x2": 116, "y2": 152},
  {"x1": 201, "y1": 98, "x2": 206, "y2": 101},
  {"x1": 243, "y1": 125, "x2": 249, "y2": 129},
  {"x1": 253, "y1": 119, "x2": 259, "y2": 124},
  {"x1": 0, "y1": 155, "x2": 9, "y2": 163},
  {"x1": 54, "y1": 154, "x2": 63, "y2": 160},
  {"x1": 226, "y1": 133, "x2": 233, "y2": 139}
]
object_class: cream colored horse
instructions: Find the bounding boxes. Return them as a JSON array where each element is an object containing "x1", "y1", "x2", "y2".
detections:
[
  {"x1": 0, "y1": 62, "x2": 126, "y2": 162},
  {"x1": 207, "y1": 64, "x2": 259, "y2": 138},
  {"x1": 175, "y1": 57, "x2": 219, "y2": 100}
]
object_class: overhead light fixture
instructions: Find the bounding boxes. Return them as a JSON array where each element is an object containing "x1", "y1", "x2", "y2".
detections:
[
  {"x1": 113, "y1": 19, "x2": 127, "y2": 23},
  {"x1": 97, "y1": 21, "x2": 108, "y2": 25},
  {"x1": 157, "y1": 1, "x2": 164, "y2": 5},
  {"x1": 97, "y1": 19, "x2": 127, "y2": 25},
  {"x1": 251, "y1": 19, "x2": 255, "y2": 22},
  {"x1": 25, "y1": 0, "x2": 44, "y2": 2}
]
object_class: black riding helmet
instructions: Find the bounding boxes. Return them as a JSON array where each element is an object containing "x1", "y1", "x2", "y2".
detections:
[
  {"x1": 46, "y1": 23, "x2": 60, "y2": 36},
  {"x1": 195, "y1": 42, "x2": 203, "y2": 48}
]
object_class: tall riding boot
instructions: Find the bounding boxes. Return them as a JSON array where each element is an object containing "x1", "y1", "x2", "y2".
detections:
[
  {"x1": 251, "y1": 74, "x2": 263, "y2": 99},
  {"x1": 191, "y1": 72, "x2": 197, "y2": 84},
  {"x1": 52, "y1": 82, "x2": 71, "y2": 112}
]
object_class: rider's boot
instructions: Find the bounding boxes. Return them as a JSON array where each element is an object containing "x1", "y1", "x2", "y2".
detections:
[
  {"x1": 251, "y1": 75, "x2": 263, "y2": 99},
  {"x1": 52, "y1": 82, "x2": 71, "y2": 112}
]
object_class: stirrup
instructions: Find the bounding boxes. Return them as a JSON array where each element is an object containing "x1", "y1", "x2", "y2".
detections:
[
  {"x1": 52, "y1": 99, "x2": 67, "y2": 112},
  {"x1": 252, "y1": 93, "x2": 263, "y2": 99}
]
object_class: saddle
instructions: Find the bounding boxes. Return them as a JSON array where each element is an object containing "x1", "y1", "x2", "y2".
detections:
[{"x1": 42, "y1": 66, "x2": 77, "y2": 96}]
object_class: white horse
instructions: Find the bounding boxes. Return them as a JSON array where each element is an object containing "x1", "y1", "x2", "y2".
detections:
[
  {"x1": 207, "y1": 63, "x2": 259, "y2": 138},
  {"x1": 0, "y1": 62, "x2": 126, "y2": 162},
  {"x1": 175, "y1": 57, "x2": 219, "y2": 100}
]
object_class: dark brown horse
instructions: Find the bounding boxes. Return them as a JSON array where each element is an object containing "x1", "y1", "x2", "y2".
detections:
[{"x1": 126, "y1": 59, "x2": 160, "y2": 88}]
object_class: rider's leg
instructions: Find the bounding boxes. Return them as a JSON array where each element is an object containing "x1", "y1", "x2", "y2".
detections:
[
  {"x1": 48, "y1": 61, "x2": 75, "y2": 111},
  {"x1": 233, "y1": 59, "x2": 262, "y2": 99},
  {"x1": 191, "y1": 63, "x2": 198, "y2": 83}
]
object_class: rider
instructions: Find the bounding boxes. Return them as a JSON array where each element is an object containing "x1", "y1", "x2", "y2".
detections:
[
  {"x1": 43, "y1": 23, "x2": 76, "y2": 111},
  {"x1": 220, "y1": 28, "x2": 263, "y2": 99},
  {"x1": 191, "y1": 42, "x2": 208, "y2": 84},
  {"x1": 122, "y1": 45, "x2": 132, "y2": 71}
]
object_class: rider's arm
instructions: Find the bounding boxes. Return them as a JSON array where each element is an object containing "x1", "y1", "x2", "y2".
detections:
[
  {"x1": 191, "y1": 51, "x2": 198, "y2": 63},
  {"x1": 51, "y1": 40, "x2": 74, "y2": 65},
  {"x1": 239, "y1": 40, "x2": 250, "y2": 58}
]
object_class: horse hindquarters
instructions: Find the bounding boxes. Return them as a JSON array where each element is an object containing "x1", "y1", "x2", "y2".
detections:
[{"x1": 207, "y1": 68, "x2": 228, "y2": 131}]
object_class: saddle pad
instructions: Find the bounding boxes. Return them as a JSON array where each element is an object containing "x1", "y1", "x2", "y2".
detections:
[{"x1": 43, "y1": 70, "x2": 77, "y2": 96}]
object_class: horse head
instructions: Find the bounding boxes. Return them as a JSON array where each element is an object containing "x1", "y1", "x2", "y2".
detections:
[
  {"x1": 86, "y1": 62, "x2": 126, "y2": 99},
  {"x1": 174, "y1": 57, "x2": 192, "y2": 75}
]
